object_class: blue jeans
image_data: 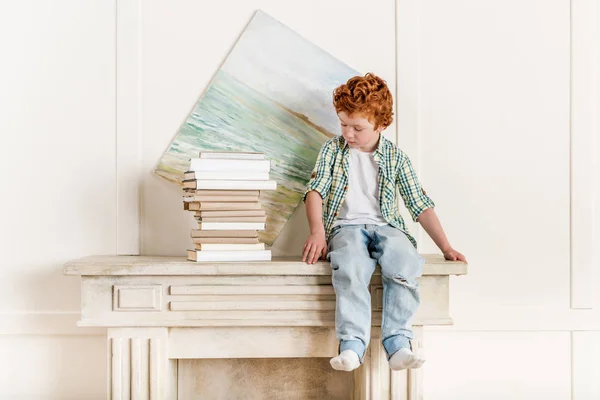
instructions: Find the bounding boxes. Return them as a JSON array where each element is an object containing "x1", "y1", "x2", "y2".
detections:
[{"x1": 327, "y1": 224, "x2": 424, "y2": 363}]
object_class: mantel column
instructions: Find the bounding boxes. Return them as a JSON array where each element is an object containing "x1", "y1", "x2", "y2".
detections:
[
  {"x1": 407, "y1": 326, "x2": 424, "y2": 400},
  {"x1": 353, "y1": 326, "x2": 425, "y2": 399},
  {"x1": 107, "y1": 328, "x2": 176, "y2": 400}
]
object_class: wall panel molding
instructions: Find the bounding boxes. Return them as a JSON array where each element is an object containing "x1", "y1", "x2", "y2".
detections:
[
  {"x1": 395, "y1": 0, "x2": 422, "y2": 241},
  {"x1": 570, "y1": 0, "x2": 597, "y2": 309},
  {"x1": 0, "y1": 312, "x2": 104, "y2": 336},
  {"x1": 116, "y1": 0, "x2": 143, "y2": 255},
  {"x1": 571, "y1": 331, "x2": 600, "y2": 399}
]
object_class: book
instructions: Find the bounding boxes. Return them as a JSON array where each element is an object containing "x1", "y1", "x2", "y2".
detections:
[
  {"x1": 191, "y1": 230, "x2": 259, "y2": 238},
  {"x1": 183, "y1": 195, "x2": 259, "y2": 203},
  {"x1": 187, "y1": 249, "x2": 272, "y2": 262},
  {"x1": 184, "y1": 180, "x2": 277, "y2": 191},
  {"x1": 194, "y1": 210, "x2": 265, "y2": 217},
  {"x1": 189, "y1": 158, "x2": 270, "y2": 173},
  {"x1": 184, "y1": 202, "x2": 262, "y2": 211},
  {"x1": 182, "y1": 189, "x2": 260, "y2": 197},
  {"x1": 184, "y1": 171, "x2": 269, "y2": 181},
  {"x1": 195, "y1": 216, "x2": 267, "y2": 223},
  {"x1": 194, "y1": 243, "x2": 265, "y2": 251},
  {"x1": 197, "y1": 222, "x2": 265, "y2": 231},
  {"x1": 199, "y1": 151, "x2": 265, "y2": 160},
  {"x1": 192, "y1": 237, "x2": 260, "y2": 244}
]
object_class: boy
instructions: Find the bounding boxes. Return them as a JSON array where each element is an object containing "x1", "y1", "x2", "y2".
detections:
[{"x1": 302, "y1": 73, "x2": 466, "y2": 372}]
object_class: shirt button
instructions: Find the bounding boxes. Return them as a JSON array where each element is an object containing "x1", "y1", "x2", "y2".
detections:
[{"x1": 344, "y1": 185, "x2": 348, "y2": 190}]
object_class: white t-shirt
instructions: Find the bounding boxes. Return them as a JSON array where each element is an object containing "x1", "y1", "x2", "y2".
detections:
[{"x1": 333, "y1": 147, "x2": 388, "y2": 227}]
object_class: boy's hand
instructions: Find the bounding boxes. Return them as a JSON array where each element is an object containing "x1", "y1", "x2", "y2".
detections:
[
  {"x1": 443, "y1": 248, "x2": 467, "y2": 263},
  {"x1": 302, "y1": 231, "x2": 328, "y2": 264}
]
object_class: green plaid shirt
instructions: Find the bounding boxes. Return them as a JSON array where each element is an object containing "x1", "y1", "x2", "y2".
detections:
[{"x1": 303, "y1": 135, "x2": 435, "y2": 248}]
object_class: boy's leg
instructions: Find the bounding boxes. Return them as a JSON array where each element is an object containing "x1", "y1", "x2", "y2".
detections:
[
  {"x1": 327, "y1": 225, "x2": 377, "y2": 367},
  {"x1": 370, "y1": 224, "x2": 425, "y2": 367}
]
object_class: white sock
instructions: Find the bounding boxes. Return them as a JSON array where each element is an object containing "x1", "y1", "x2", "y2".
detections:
[
  {"x1": 330, "y1": 349, "x2": 361, "y2": 371},
  {"x1": 388, "y1": 348, "x2": 425, "y2": 370}
]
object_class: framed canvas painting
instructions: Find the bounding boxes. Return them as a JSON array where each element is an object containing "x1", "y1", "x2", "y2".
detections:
[{"x1": 154, "y1": 10, "x2": 359, "y2": 245}]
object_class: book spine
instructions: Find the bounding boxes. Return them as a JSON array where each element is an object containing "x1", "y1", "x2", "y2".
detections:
[
  {"x1": 198, "y1": 243, "x2": 265, "y2": 251},
  {"x1": 183, "y1": 196, "x2": 259, "y2": 202},
  {"x1": 191, "y1": 250, "x2": 272, "y2": 262},
  {"x1": 199, "y1": 222, "x2": 265, "y2": 230},
  {"x1": 187, "y1": 172, "x2": 270, "y2": 181},
  {"x1": 189, "y1": 159, "x2": 270, "y2": 173},
  {"x1": 199, "y1": 152, "x2": 265, "y2": 160},
  {"x1": 192, "y1": 237, "x2": 260, "y2": 244},
  {"x1": 196, "y1": 216, "x2": 267, "y2": 223},
  {"x1": 197, "y1": 210, "x2": 265, "y2": 217},
  {"x1": 189, "y1": 202, "x2": 262, "y2": 211},
  {"x1": 193, "y1": 180, "x2": 277, "y2": 191}
]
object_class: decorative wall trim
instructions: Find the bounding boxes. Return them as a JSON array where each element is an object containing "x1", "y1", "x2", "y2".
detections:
[
  {"x1": 571, "y1": 331, "x2": 600, "y2": 399},
  {"x1": 0, "y1": 312, "x2": 104, "y2": 336},
  {"x1": 395, "y1": 0, "x2": 422, "y2": 242},
  {"x1": 570, "y1": 0, "x2": 597, "y2": 309},
  {"x1": 116, "y1": 0, "x2": 143, "y2": 255}
]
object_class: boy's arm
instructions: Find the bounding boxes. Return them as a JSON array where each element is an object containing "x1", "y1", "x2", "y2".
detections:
[
  {"x1": 305, "y1": 191, "x2": 326, "y2": 236},
  {"x1": 417, "y1": 208, "x2": 466, "y2": 262},
  {"x1": 302, "y1": 141, "x2": 334, "y2": 264},
  {"x1": 302, "y1": 191, "x2": 328, "y2": 264},
  {"x1": 397, "y1": 155, "x2": 467, "y2": 263}
]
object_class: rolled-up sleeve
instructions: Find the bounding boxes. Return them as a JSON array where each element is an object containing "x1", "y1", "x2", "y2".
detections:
[
  {"x1": 396, "y1": 154, "x2": 435, "y2": 221},
  {"x1": 303, "y1": 141, "x2": 334, "y2": 203}
]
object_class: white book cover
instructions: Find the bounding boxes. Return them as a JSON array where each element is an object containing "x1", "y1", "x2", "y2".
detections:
[
  {"x1": 199, "y1": 152, "x2": 265, "y2": 160},
  {"x1": 183, "y1": 195, "x2": 259, "y2": 203},
  {"x1": 198, "y1": 243, "x2": 265, "y2": 251},
  {"x1": 194, "y1": 180, "x2": 277, "y2": 191},
  {"x1": 190, "y1": 250, "x2": 272, "y2": 262},
  {"x1": 199, "y1": 222, "x2": 266, "y2": 230},
  {"x1": 189, "y1": 158, "x2": 270, "y2": 173},
  {"x1": 188, "y1": 171, "x2": 270, "y2": 181}
]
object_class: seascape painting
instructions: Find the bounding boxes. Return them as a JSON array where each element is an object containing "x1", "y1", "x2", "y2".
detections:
[{"x1": 154, "y1": 10, "x2": 360, "y2": 245}]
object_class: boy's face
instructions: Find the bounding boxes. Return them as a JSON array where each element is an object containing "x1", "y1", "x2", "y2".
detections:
[{"x1": 338, "y1": 111, "x2": 383, "y2": 152}]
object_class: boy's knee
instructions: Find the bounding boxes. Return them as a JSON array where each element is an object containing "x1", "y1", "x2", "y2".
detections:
[
  {"x1": 332, "y1": 263, "x2": 366, "y2": 284},
  {"x1": 330, "y1": 255, "x2": 368, "y2": 277},
  {"x1": 330, "y1": 254, "x2": 373, "y2": 285},
  {"x1": 380, "y1": 250, "x2": 423, "y2": 281},
  {"x1": 390, "y1": 273, "x2": 419, "y2": 290}
]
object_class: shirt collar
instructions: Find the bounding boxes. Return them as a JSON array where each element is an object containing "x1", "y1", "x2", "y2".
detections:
[
  {"x1": 374, "y1": 134, "x2": 386, "y2": 156},
  {"x1": 338, "y1": 134, "x2": 386, "y2": 155}
]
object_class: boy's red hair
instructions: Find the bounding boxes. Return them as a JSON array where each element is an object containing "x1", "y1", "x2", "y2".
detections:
[{"x1": 333, "y1": 73, "x2": 394, "y2": 130}]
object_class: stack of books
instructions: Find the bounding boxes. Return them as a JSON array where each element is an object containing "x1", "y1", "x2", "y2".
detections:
[{"x1": 183, "y1": 151, "x2": 276, "y2": 262}]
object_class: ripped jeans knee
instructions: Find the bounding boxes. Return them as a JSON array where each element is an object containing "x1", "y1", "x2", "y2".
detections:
[{"x1": 391, "y1": 273, "x2": 419, "y2": 290}]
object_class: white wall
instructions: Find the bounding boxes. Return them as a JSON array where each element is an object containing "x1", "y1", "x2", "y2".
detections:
[
  {"x1": 0, "y1": 1, "x2": 114, "y2": 398},
  {"x1": 1, "y1": 0, "x2": 598, "y2": 399}
]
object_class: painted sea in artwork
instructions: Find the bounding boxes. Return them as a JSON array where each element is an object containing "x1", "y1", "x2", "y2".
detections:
[{"x1": 154, "y1": 10, "x2": 359, "y2": 245}]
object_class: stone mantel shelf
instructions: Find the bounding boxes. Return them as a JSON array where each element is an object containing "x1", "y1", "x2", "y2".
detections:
[
  {"x1": 63, "y1": 255, "x2": 468, "y2": 276},
  {"x1": 64, "y1": 254, "x2": 467, "y2": 399}
]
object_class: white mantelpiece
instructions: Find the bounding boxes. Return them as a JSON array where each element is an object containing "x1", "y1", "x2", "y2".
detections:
[{"x1": 64, "y1": 256, "x2": 467, "y2": 399}]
